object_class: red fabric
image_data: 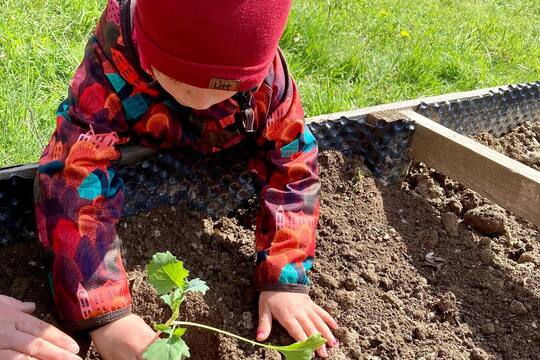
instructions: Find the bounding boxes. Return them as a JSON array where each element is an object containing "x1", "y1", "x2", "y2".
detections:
[{"x1": 134, "y1": 0, "x2": 292, "y2": 91}]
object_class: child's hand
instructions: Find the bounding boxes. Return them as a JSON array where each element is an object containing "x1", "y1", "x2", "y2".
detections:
[
  {"x1": 90, "y1": 314, "x2": 156, "y2": 360},
  {"x1": 257, "y1": 291, "x2": 339, "y2": 358}
]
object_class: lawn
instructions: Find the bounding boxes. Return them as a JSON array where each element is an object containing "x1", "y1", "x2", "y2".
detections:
[{"x1": 1, "y1": 0, "x2": 539, "y2": 167}]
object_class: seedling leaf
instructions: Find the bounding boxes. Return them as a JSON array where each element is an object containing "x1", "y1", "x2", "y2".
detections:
[
  {"x1": 153, "y1": 323, "x2": 169, "y2": 332},
  {"x1": 274, "y1": 333, "x2": 326, "y2": 360},
  {"x1": 161, "y1": 288, "x2": 184, "y2": 311},
  {"x1": 147, "y1": 251, "x2": 189, "y2": 295},
  {"x1": 143, "y1": 337, "x2": 190, "y2": 360},
  {"x1": 162, "y1": 327, "x2": 187, "y2": 338},
  {"x1": 186, "y1": 278, "x2": 209, "y2": 295}
]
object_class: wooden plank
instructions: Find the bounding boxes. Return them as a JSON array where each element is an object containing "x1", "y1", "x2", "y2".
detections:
[
  {"x1": 401, "y1": 109, "x2": 540, "y2": 228},
  {"x1": 307, "y1": 84, "x2": 508, "y2": 124}
]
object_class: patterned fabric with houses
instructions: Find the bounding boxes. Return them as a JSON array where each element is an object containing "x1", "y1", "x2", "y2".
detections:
[{"x1": 34, "y1": 0, "x2": 320, "y2": 332}]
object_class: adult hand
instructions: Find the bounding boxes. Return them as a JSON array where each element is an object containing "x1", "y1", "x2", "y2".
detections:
[{"x1": 0, "y1": 295, "x2": 82, "y2": 360}]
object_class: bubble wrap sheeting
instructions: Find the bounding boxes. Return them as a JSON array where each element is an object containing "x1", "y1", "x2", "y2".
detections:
[
  {"x1": 309, "y1": 117, "x2": 415, "y2": 186},
  {"x1": 120, "y1": 117, "x2": 415, "y2": 217},
  {"x1": 120, "y1": 146, "x2": 255, "y2": 218},
  {"x1": 0, "y1": 117, "x2": 414, "y2": 245},
  {"x1": 0, "y1": 177, "x2": 35, "y2": 245},
  {"x1": 417, "y1": 82, "x2": 540, "y2": 137}
]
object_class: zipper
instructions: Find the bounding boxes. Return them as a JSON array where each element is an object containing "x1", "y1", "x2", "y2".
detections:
[{"x1": 234, "y1": 91, "x2": 256, "y2": 133}]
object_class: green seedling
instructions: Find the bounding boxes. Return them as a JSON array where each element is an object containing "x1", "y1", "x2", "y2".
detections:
[{"x1": 143, "y1": 251, "x2": 326, "y2": 360}]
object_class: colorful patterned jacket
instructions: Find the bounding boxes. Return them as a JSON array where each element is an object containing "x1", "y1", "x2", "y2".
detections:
[{"x1": 34, "y1": 0, "x2": 320, "y2": 332}]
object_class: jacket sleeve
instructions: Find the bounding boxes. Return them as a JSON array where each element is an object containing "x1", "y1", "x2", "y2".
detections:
[
  {"x1": 34, "y1": 25, "x2": 133, "y2": 332},
  {"x1": 250, "y1": 52, "x2": 320, "y2": 293}
]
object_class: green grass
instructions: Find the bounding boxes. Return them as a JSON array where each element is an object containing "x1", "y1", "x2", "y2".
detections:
[{"x1": 1, "y1": 0, "x2": 540, "y2": 166}]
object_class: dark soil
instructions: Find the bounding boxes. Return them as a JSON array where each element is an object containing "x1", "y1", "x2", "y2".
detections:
[{"x1": 1, "y1": 121, "x2": 540, "y2": 360}]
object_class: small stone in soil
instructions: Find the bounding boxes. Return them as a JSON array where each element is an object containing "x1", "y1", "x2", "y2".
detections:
[
  {"x1": 349, "y1": 348, "x2": 363, "y2": 360},
  {"x1": 443, "y1": 198, "x2": 463, "y2": 215},
  {"x1": 481, "y1": 322, "x2": 495, "y2": 335},
  {"x1": 461, "y1": 189, "x2": 482, "y2": 211},
  {"x1": 380, "y1": 277, "x2": 394, "y2": 291},
  {"x1": 336, "y1": 290, "x2": 357, "y2": 309},
  {"x1": 479, "y1": 249, "x2": 495, "y2": 264},
  {"x1": 518, "y1": 252, "x2": 537, "y2": 264},
  {"x1": 241, "y1": 311, "x2": 253, "y2": 330},
  {"x1": 441, "y1": 212, "x2": 459, "y2": 237},
  {"x1": 463, "y1": 205, "x2": 507, "y2": 236},
  {"x1": 319, "y1": 273, "x2": 340, "y2": 289},
  {"x1": 413, "y1": 325, "x2": 427, "y2": 340},
  {"x1": 419, "y1": 229, "x2": 439, "y2": 248},
  {"x1": 344, "y1": 275, "x2": 360, "y2": 291},
  {"x1": 509, "y1": 300, "x2": 527, "y2": 315},
  {"x1": 381, "y1": 291, "x2": 403, "y2": 309},
  {"x1": 435, "y1": 292, "x2": 458, "y2": 319},
  {"x1": 469, "y1": 347, "x2": 490, "y2": 360},
  {"x1": 361, "y1": 270, "x2": 380, "y2": 285},
  {"x1": 478, "y1": 237, "x2": 492, "y2": 249},
  {"x1": 334, "y1": 327, "x2": 359, "y2": 346}
]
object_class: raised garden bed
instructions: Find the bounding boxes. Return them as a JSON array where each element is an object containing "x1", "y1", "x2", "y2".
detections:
[{"x1": 1, "y1": 83, "x2": 539, "y2": 359}]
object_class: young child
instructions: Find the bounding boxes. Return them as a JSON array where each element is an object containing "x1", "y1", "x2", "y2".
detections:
[{"x1": 34, "y1": 0, "x2": 339, "y2": 358}]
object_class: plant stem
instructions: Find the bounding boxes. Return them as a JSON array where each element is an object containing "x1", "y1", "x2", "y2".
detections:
[{"x1": 173, "y1": 321, "x2": 282, "y2": 350}]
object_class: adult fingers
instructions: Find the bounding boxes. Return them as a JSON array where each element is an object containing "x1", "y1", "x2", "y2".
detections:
[
  {"x1": 0, "y1": 296, "x2": 35, "y2": 314},
  {"x1": 256, "y1": 301, "x2": 273, "y2": 342},
  {"x1": 298, "y1": 315, "x2": 328, "y2": 358},
  {"x1": 2, "y1": 329, "x2": 82, "y2": 360},
  {"x1": 13, "y1": 312, "x2": 80, "y2": 355},
  {"x1": 0, "y1": 349, "x2": 38, "y2": 360},
  {"x1": 312, "y1": 303, "x2": 338, "y2": 329}
]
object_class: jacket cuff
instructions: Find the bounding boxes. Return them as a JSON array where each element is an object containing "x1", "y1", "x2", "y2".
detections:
[
  {"x1": 257, "y1": 283, "x2": 310, "y2": 294},
  {"x1": 64, "y1": 306, "x2": 132, "y2": 333}
]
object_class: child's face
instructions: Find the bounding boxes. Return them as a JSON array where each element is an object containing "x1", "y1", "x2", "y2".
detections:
[{"x1": 152, "y1": 67, "x2": 237, "y2": 110}]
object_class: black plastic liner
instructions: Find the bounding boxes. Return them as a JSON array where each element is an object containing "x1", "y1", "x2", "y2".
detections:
[{"x1": 0, "y1": 116, "x2": 414, "y2": 245}]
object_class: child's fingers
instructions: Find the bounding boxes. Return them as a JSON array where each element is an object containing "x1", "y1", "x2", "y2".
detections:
[
  {"x1": 0, "y1": 296, "x2": 35, "y2": 314},
  {"x1": 297, "y1": 315, "x2": 328, "y2": 358},
  {"x1": 11, "y1": 312, "x2": 80, "y2": 355},
  {"x1": 256, "y1": 302, "x2": 272, "y2": 341},
  {"x1": 312, "y1": 303, "x2": 338, "y2": 329},
  {"x1": 279, "y1": 317, "x2": 308, "y2": 343},
  {"x1": 307, "y1": 310, "x2": 337, "y2": 348}
]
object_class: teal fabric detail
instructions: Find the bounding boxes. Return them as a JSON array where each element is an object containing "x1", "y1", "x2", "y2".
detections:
[
  {"x1": 280, "y1": 139, "x2": 300, "y2": 158},
  {"x1": 106, "y1": 73, "x2": 126, "y2": 92},
  {"x1": 279, "y1": 263, "x2": 299, "y2": 284},
  {"x1": 78, "y1": 172, "x2": 103, "y2": 200},
  {"x1": 303, "y1": 258, "x2": 313, "y2": 272},
  {"x1": 123, "y1": 94, "x2": 148, "y2": 122},
  {"x1": 38, "y1": 161, "x2": 64, "y2": 176},
  {"x1": 105, "y1": 168, "x2": 124, "y2": 199},
  {"x1": 280, "y1": 125, "x2": 317, "y2": 158},
  {"x1": 302, "y1": 125, "x2": 317, "y2": 152},
  {"x1": 56, "y1": 101, "x2": 70, "y2": 120},
  {"x1": 300, "y1": 259, "x2": 313, "y2": 285}
]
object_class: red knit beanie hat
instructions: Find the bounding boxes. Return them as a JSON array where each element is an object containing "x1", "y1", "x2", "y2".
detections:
[{"x1": 134, "y1": 0, "x2": 292, "y2": 92}]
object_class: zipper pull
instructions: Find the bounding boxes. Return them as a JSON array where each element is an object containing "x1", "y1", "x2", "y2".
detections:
[{"x1": 242, "y1": 108, "x2": 256, "y2": 133}]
